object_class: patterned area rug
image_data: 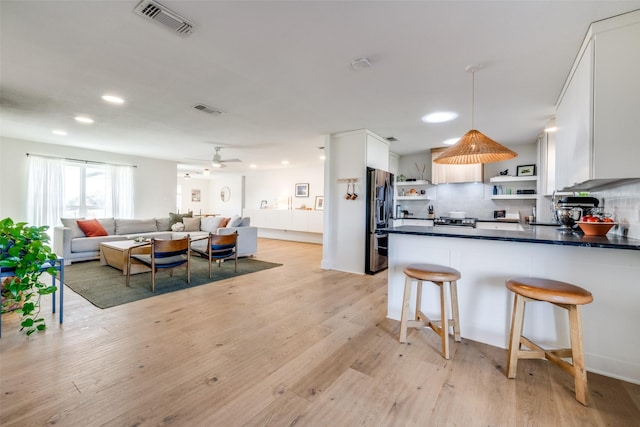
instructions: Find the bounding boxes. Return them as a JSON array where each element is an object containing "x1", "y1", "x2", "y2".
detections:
[{"x1": 64, "y1": 257, "x2": 281, "y2": 309}]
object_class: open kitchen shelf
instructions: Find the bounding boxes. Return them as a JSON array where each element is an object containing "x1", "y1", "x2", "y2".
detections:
[
  {"x1": 396, "y1": 180, "x2": 432, "y2": 186},
  {"x1": 396, "y1": 196, "x2": 430, "y2": 201},
  {"x1": 490, "y1": 176, "x2": 537, "y2": 183},
  {"x1": 491, "y1": 194, "x2": 537, "y2": 200}
]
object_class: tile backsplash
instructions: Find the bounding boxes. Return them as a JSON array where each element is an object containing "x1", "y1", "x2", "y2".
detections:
[
  {"x1": 396, "y1": 180, "x2": 640, "y2": 239},
  {"x1": 592, "y1": 180, "x2": 640, "y2": 239}
]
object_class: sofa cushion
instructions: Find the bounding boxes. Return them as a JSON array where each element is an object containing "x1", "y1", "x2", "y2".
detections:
[
  {"x1": 219, "y1": 217, "x2": 230, "y2": 227},
  {"x1": 77, "y1": 219, "x2": 108, "y2": 237},
  {"x1": 239, "y1": 217, "x2": 251, "y2": 227},
  {"x1": 98, "y1": 218, "x2": 116, "y2": 235},
  {"x1": 61, "y1": 217, "x2": 86, "y2": 238},
  {"x1": 156, "y1": 217, "x2": 171, "y2": 231},
  {"x1": 71, "y1": 235, "x2": 125, "y2": 253},
  {"x1": 200, "y1": 216, "x2": 224, "y2": 232},
  {"x1": 115, "y1": 218, "x2": 158, "y2": 235},
  {"x1": 169, "y1": 211, "x2": 192, "y2": 226},
  {"x1": 228, "y1": 215, "x2": 242, "y2": 227},
  {"x1": 183, "y1": 217, "x2": 201, "y2": 232}
]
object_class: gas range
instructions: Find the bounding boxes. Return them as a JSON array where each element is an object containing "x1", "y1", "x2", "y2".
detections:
[{"x1": 434, "y1": 217, "x2": 477, "y2": 227}]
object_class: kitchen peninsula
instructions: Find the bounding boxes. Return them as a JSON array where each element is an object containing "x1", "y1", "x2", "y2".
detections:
[{"x1": 385, "y1": 224, "x2": 640, "y2": 384}]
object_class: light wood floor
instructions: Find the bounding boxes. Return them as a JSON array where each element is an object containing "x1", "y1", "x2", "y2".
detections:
[{"x1": 1, "y1": 239, "x2": 639, "y2": 426}]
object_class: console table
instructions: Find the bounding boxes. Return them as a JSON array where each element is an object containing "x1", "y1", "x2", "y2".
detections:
[{"x1": 0, "y1": 258, "x2": 64, "y2": 337}]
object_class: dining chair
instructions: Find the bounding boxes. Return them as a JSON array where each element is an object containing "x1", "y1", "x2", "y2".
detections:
[
  {"x1": 191, "y1": 232, "x2": 238, "y2": 278},
  {"x1": 127, "y1": 237, "x2": 191, "y2": 292}
]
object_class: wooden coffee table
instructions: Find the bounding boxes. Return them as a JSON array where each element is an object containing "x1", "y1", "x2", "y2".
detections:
[{"x1": 100, "y1": 240, "x2": 151, "y2": 276}]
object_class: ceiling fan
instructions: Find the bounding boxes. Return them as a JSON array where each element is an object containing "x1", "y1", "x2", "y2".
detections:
[{"x1": 211, "y1": 147, "x2": 241, "y2": 168}]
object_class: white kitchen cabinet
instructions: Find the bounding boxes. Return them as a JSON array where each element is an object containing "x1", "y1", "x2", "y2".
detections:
[
  {"x1": 431, "y1": 148, "x2": 483, "y2": 184},
  {"x1": 538, "y1": 131, "x2": 556, "y2": 196},
  {"x1": 489, "y1": 176, "x2": 537, "y2": 200},
  {"x1": 555, "y1": 12, "x2": 640, "y2": 190},
  {"x1": 243, "y1": 208, "x2": 323, "y2": 234}
]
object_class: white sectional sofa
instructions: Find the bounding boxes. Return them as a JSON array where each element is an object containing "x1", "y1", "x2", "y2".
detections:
[{"x1": 54, "y1": 215, "x2": 257, "y2": 265}]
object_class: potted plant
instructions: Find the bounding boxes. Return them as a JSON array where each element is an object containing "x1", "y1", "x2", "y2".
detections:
[{"x1": 0, "y1": 217, "x2": 58, "y2": 335}]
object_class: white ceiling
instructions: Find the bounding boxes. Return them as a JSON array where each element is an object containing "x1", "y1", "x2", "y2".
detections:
[{"x1": 2, "y1": 1, "x2": 640, "y2": 174}]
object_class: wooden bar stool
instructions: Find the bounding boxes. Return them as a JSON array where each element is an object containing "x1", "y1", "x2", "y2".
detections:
[
  {"x1": 399, "y1": 263, "x2": 461, "y2": 359},
  {"x1": 505, "y1": 277, "x2": 594, "y2": 405}
]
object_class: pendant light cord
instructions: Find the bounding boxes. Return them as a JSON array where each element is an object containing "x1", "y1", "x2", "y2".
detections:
[{"x1": 471, "y1": 70, "x2": 475, "y2": 129}]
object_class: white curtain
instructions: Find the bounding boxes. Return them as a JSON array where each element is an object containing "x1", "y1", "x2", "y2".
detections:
[
  {"x1": 27, "y1": 156, "x2": 64, "y2": 232},
  {"x1": 105, "y1": 164, "x2": 134, "y2": 219}
]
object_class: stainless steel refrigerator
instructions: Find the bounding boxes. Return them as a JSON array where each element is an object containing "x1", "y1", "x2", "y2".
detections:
[{"x1": 365, "y1": 167, "x2": 394, "y2": 274}]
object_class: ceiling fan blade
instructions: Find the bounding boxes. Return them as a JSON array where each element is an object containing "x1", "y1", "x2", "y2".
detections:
[{"x1": 220, "y1": 158, "x2": 242, "y2": 163}]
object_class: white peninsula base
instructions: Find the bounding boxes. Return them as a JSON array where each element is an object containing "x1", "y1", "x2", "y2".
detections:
[{"x1": 387, "y1": 232, "x2": 640, "y2": 384}]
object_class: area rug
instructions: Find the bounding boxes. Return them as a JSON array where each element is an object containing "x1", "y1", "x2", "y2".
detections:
[{"x1": 64, "y1": 257, "x2": 282, "y2": 309}]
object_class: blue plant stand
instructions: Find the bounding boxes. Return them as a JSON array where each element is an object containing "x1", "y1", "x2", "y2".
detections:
[{"x1": 0, "y1": 258, "x2": 64, "y2": 337}]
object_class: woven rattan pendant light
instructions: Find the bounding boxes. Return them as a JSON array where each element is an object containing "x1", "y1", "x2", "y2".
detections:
[{"x1": 434, "y1": 66, "x2": 517, "y2": 165}]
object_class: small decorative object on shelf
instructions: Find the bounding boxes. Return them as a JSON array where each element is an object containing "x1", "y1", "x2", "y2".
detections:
[{"x1": 499, "y1": 169, "x2": 509, "y2": 176}]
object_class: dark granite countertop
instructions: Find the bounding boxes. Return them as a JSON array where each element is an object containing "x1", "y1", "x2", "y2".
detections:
[{"x1": 383, "y1": 224, "x2": 640, "y2": 251}]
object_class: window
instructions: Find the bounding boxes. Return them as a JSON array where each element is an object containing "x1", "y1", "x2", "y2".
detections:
[
  {"x1": 63, "y1": 163, "x2": 107, "y2": 218},
  {"x1": 27, "y1": 155, "x2": 134, "y2": 233}
]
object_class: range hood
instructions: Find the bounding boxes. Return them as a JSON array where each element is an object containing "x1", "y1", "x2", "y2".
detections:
[{"x1": 560, "y1": 178, "x2": 640, "y2": 192}]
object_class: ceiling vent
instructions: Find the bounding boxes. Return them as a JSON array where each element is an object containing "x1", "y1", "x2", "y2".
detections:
[
  {"x1": 193, "y1": 104, "x2": 222, "y2": 116},
  {"x1": 134, "y1": 0, "x2": 194, "y2": 37}
]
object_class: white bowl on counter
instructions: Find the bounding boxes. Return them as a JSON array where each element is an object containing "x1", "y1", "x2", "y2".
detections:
[{"x1": 448, "y1": 211, "x2": 466, "y2": 219}]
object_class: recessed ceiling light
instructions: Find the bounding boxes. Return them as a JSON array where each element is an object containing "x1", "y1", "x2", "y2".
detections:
[
  {"x1": 249, "y1": 164, "x2": 257, "y2": 169},
  {"x1": 75, "y1": 116, "x2": 94, "y2": 124},
  {"x1": 320, "y1": 155, "x2": 326, "y2": 161},
  {"x1": 443, "y1": 137, "x2": 460, "y2": 146},
  {"x1": 52, "y1": 130, "x2": 67, "y2": 136},
  {"x1": 421, "y1": 111, "x2": 458, "y2": 124},
  {"x1": 281, "y1": 160, "x2": 289, "y2": 165},
  {"x1": 350, "y1": 57, "x2": 371, "y2": 71},
  {"x1": 202, "y1": 168, "x2": 210, "y2": 176},
  {"x1": 101, "y1": 94, "x2": 125, "y2": 104}
]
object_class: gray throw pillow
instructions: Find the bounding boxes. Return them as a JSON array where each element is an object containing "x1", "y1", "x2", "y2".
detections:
[
  {"x1": 169, "y1": 211, "x2": 193, "y2": 226},
  {"x1": 238, "y1": 217, "x2": 251, "y2": 227},
  {"x1": 183, "y1": 217, "x2": 201, "y2": 232},
  {"x1": 227, "y1": 215, "x2": 242, "y2": 227},
  {"x1": 200, "y1": 216, "x2": 224, "y2": 232},
  {"x1": 156, "y1": 217, "x2": 171, "y2": 231},
  {"x1": 98, "y1": 217, "x2": 116, "y2": 235}
]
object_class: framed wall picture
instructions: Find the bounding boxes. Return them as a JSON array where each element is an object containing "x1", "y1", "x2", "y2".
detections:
[
  {"x1": 295, "y1": 183, "x2": 309, "y2": 197},
  {"x1": 314, "y1": 196, "x2": 324, "y2": 210},
  {"x1": 191, "y1": 189, "x2": 201, "y2": 202},
  {"x1": 516, "y1": 164, "x2": 536, "y2": 177}
]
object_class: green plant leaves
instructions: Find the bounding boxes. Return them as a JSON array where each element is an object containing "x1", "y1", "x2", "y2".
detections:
[{"x1": 1, "y1": 217, "x2": 58, "y2": 335}]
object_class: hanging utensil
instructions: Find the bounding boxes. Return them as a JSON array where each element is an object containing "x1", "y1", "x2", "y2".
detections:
[
  {"x1": 350, "y1": 183, "x2": 358, "y2": 200},
  {"x1": 345, "y1": 183, "x2": 352, "y2": 199}
]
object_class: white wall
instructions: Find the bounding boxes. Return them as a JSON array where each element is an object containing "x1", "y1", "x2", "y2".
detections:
[
  {"x1": 0, "y1": 137, "x2": 177, "y2": 223},
  {"x1": 244, "y1": 165, "x2": 324, "y2": 211}
]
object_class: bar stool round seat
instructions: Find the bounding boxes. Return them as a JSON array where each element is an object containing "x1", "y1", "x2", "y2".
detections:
[
  {"x1": 399, "y1": 263, "x2": 462, "y2": 359},
  {"x1": 505, "y1": 276, "x2": 594, "y2": 405}
]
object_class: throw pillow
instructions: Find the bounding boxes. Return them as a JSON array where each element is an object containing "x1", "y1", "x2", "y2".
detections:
[
  {"x1": 98, "y1": 217, "x2": 116, "y2": 235},
  {"x1": 239, "y1": 217, "x2": 251, "y2": 226},
  {"x1": 219, "y1": 217, "x2": 230, "y2": 228},
  {"x1": 60, "y1": 217, "x2": 86, "y2": 238},
  {"x1": 200, "y1": 216, "x2": 224, "y2": 232},
  {"x1": 227, "y1": 215, "x2": 242, "y2": 227},
  {"x1": 183, "y1": 217, "x2": 201, "y2": 232},
  {"x1": 76, "y1": 219, "x2": 108, "y2": 237},
  {"x1": 171, "y1": 222, "x2": 185, "y2": 232},
  {"x1": 156, "y1": 217, "x2": 171, "y2": 231},
  {"x1": 169, "y1": 211, "x2": 193, "y2": 226}
]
